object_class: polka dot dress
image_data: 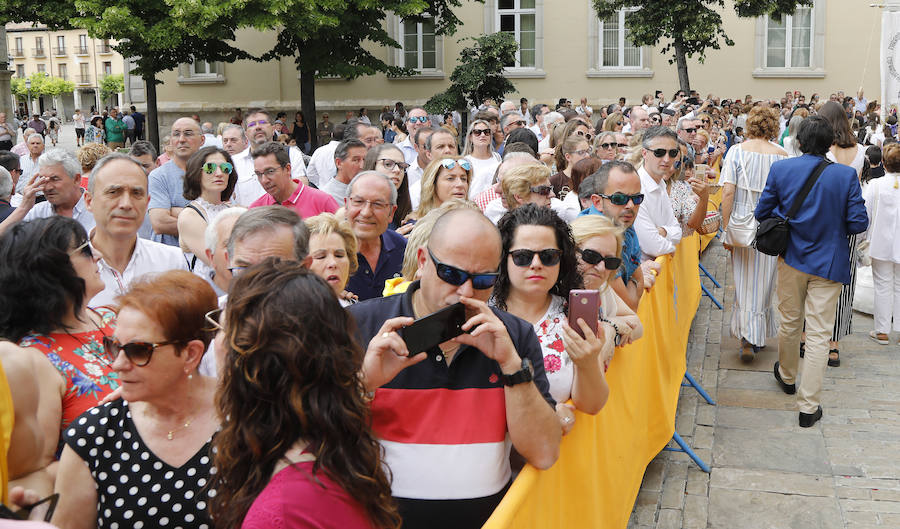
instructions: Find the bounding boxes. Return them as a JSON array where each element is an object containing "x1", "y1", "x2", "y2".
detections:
[{"x1": 64, "y1": 400, "x2": 216, "y2": 529}]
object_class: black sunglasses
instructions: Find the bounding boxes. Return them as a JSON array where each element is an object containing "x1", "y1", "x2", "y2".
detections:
[
  {"x1": 682, "y1": 127, "x2": 697, "y2": 133},
  {"x1": 578, "y1": 249, "x2": 622, "y2": 270},
  {"x1": 510, "y1": 248, "x2": 563, "y2": 267},
  {"x1": 530, "y1": 185, "x2": 553, "y2": 196},
  {"x1": 471, "y1": 128, "x2": 492, "y2": 136},
  {"x1": 427, "y1": 247, "x2": 499, "y2": 290},
  {"x1": 600, "y1": 192, "x2": 644, "y2": 206},
  {"x1": 649, "y1": 148, "x2": 680, "y2": 158},
  {"x1": 103, "y1": 336, "x2": 183, "y2": 367}
]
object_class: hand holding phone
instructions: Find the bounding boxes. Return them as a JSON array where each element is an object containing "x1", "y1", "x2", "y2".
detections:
[
  {"x1": 401, "y1": 302, "x2": 467, "y2": 355},
  {"x1": 568, "y1": 290, "x2": 600, "y2": 339}
]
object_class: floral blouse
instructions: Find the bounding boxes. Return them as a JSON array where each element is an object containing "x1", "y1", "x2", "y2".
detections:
[
  {"x1": 534, "y1": 296, "x2": 573, "y2": 404},
  {"x1": 668, "y1": 180, "x2": 699, "y2": 237},
  {"x1": 19, "y1": 307, "x2": 119, "y2": 433}
]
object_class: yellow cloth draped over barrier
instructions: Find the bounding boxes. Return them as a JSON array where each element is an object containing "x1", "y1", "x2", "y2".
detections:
[
  {"x1": 0, "y1": 359, "x2": 13, "y2": 505},
  {"x1": 483, "y1": 234, "x2": 702, "y2": 529},
  {"x1": 700, "y1": 185, "x2": 724, "y2": 251}
]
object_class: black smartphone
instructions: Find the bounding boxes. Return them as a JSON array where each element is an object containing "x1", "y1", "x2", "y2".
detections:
[
  {"x1": 568, "y1": 290, "x2": 601, "y2": 339},
  {"x1": 0, "y1": 493, "x2": 59, "y2": 522},
  {"x1": 401, "y1": 302, "x2": 467, "y2": 355},
  {"x1": 686, "y1": 97, "x2": 701, "y2": 105}
]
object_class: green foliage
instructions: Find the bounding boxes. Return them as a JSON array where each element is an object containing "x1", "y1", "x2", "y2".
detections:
[
  {"x1": 9, "y1": 73, "x2": 73, "y2": 98},
  {"x1": 42, "y1": 76, "x2": 76, "y2": 97},
  {"x1": 592, "y1": 0, "x2": 812, "y2": 66},
  {"x1": 99, "y1": 74, "x2": 125, "y2": 101},
  {"x1": 425, "y1": 32, "x2": 518, "y2": 114}
]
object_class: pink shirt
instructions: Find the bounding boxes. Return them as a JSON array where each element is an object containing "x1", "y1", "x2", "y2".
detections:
[
  {"x1": 250, "y1": 179, "x2": 339, "y2": 218},
  {"x1": 241, "y1": 461, "x2": 376, "y2": 529}
]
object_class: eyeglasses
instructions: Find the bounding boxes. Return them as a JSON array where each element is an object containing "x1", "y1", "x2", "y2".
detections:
[
  {"x1": 246, "y1": 119, "x2": 269, "y2": 128},
  {"x1": 254, "y1": 166, "x2": 285, "y2": 179},
  {"x1": 103, "y1": 336, "x2": 183, "y2": 367},
  {"x1": 648, "y1": 148, "x2": 680, "y2": 159},
  {"x1": 575, "y1": 130, "x2": 594, "y2": 141},
  {"x1": 408, "y1": 116, "x2": 429, "y2": 124},
  {"x1": 69, "y1": 239, "x2": 93, "y2": 258},
  {"x1": 205, "y1": 308, "x2": 224, "y2": 332},
  {"x1": 599, "y1": 142, "x2": 617, "y2": 149},
  {"x1": 512, "y1": 120, "x2": 526, "y2": 127},
  {"x1": 572, "y1": 148, "x2": 593, "y2": 156},
  {"x1": 171, "y1": 130, "x2": 198, "y2": 138},
  {"x1": 600, "y1": 192, "x2": 644, "y2": 206},
  {"x1": 471, "y1": 128, "x2": 492, "y2": 136},
  {"x1": 347, "y1": 196, "x2": 391, "y2": 212},
  {"x1": 578, "y1": 248, "x2": 622, "y2": 270},
  {"x1": 378, "y1": 158, "x2": 409, "y2": 171},
  {"x1": 530, "y1": 185, "x2": 553, "y2": 196},
  {"x1": 682, "y1": 128, "x2": 697, "y2": 133},
  {"x1": 203, "y1": 162, "x2": 234, "y2": 175},
  {"x1": 427, "y1": 247, "x2": 499, "y2": 290},
  {"x1": 509, "y1": 248, "x2": 563, "y2": 267},
  {"x1": 440, "y1": 159, "x2": 472, "y2": 171}
]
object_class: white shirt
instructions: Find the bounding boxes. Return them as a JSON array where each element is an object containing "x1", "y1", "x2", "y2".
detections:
[
  {"x1": 528, "y1": 123, "x2": 542, "y2": 141},
  {"x1": 73, "y1": 113, "x2": 85, "y2": 128},
  {"x1": 466, "y1": 153, "x2": 502, "y2": 198},
  {"x1": 306, "y1": 140, "x2": 339, "y2": 188},
  {"x1": 576, "y1": 105, "x2": 593, "y2": 117},
  {"x1": 88, "y1": 235, "x2": 189, "y2": 307},
  {"x1": 396, "y1": 136, "x2": 418, "y2": 167},
  {"x1": 864, "y1": 174, "x2": 900, "y2": 263},
  {"x1": 23, "y1": 191, "x2": 95, "y2": 234},
  {"x1": 230, "y1": 147, "x2": 266, "y2": 207},
  {"x1": 557, "y1": 190, "x2": 582, "y2": 222},
  {"x1": 203, "y1": 133, "x2": 223, "y2": 149},
  {"x1": 633, "y1": 166, "x2": 682, "y2": 260},
  {"x1": 16, "y1": 154, "x2": 39, "y2": 194}
]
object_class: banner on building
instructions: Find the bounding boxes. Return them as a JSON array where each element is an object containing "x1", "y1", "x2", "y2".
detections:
[{"x1": 882, "y1": 10, "x2": 900, "y2": 115}]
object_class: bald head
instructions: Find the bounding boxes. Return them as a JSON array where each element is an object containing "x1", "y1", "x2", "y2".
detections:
[
  {"x1": 171, "y1": 117, "x2": 204, "y2": 162},
  {"x1": 430, "y1": 208, "x2": 501, "y2": 259}
]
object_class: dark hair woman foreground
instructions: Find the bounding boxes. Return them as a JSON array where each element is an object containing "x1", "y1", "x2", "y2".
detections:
[{"x1": 211, "y1": 259, "x2": 399, "y2": 529}]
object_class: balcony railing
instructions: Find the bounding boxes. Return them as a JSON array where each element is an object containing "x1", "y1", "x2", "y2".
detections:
[
  {"x1": 52, "y1": 46, "x2": 66, "y2": 56},
  {"x1": 76, "y1": 75, "x2": 92, "y2": 85},
  {"x1": 96, "y1": 44, "x2": 112, "y2": 54},
  {"x1": 9, "y1": 49, "x2": 24, "y2": 58},
  {"x1": 75, "y1": 45, "x2": 89, "y2": 55},
  {"x1": 32, "y1": 47, "x2": 46, "y2": 57}
]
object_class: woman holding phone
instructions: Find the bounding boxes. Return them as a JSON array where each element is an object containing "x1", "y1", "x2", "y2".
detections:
[{"x1": 492, "y1": 204, "x2": 611, "y2": 434}]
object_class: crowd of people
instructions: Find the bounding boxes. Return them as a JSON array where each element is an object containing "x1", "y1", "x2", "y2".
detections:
[{"x1": 0, "y1": 85, "x2": 889, "y2": 527}]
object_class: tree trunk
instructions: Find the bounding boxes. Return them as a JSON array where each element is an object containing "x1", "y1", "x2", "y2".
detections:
[
  {"x1": 144, "y1": 73, "x2": 159, "y2": 152},
  {"x1": 300, "y1": 67, "x2": 317, "y2": 151},
  {"x1": 674, "y1": 41, "x2": 691, "y2": 93}
]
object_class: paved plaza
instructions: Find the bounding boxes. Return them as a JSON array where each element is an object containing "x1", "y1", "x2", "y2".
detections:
[{"x1": 629, "y1": 242, "x2": 900, "y2": 529}]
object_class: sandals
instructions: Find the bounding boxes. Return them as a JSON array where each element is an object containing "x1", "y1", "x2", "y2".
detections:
[
  {"x1": 828, "y1": 349, "x2": 840, "y2": 367},
  {"x1": 740, "y1": 339, "x2": 761, "y2": 363},
  {"x1": 869, "y1": 330, "x2": 889, "y2": 345}
]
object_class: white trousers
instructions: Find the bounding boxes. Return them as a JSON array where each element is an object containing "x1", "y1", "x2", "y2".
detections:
[{"x1": 872, "y1": 258, "x2": 900, "y2": 333}]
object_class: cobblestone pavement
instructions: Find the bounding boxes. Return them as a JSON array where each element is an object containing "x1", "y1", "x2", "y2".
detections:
[{"x1": 628, "y1": 240, "x2": 899, "y2": 529}]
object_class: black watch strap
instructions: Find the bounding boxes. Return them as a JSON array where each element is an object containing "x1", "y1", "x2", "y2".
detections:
[{"x1": 501, "y1": 358, "x2": 534, "y2": 387}]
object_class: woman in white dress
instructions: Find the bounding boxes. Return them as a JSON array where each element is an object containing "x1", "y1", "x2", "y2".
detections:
[
  {"x1": 462, "y1": 119, "x2": 502, "y2": 197},
  {"x1": 821, "y1": 101, "x2": 868, "y2": 367},
  {"x1": 177, "y1": 147, "x2": 236, "y2": 278},
  {"x1": 719, "y1": 106, "x2": 787, "y2": 361}
]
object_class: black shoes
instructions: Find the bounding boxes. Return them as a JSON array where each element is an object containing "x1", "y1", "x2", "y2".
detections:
[
  {"x1": 799, "y1": 405, "x2": 823, "y2": 427},
  {"x1": 773, "y1": 361, "x2": 796, "y2": 395}
]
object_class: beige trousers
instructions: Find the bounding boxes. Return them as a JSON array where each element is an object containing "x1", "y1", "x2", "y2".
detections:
[{"x1": 776, "y1": 259, "x2": 842, "y2": 414}]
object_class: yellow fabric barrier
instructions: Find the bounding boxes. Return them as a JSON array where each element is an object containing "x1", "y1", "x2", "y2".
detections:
[
  {"x1": 700, "y1": 185, "x2": 723, "y2": 251},
  {"x1": 483, "y1": 234, "x2": 702, "y2": 529},
  {"x1": 0, "y1": 359, "x2": 12, "y2": 504}
]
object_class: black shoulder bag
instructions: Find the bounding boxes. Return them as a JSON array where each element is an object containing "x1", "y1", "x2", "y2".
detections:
[{"x1": 753, "y1": 158, "x2": 831, "y2": 257}]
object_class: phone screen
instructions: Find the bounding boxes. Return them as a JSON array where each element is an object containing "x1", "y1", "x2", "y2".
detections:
[{"x1": 401, "y1": 302, "x2": 467, "y2": 355}]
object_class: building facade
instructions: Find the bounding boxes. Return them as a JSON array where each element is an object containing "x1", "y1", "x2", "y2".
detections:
[
  {"x1": 132, "y1": 0, "x2": 879, "y2": 132},
  {"x1": 6, "y1": 22, "x2": 125, "y2": 120}
]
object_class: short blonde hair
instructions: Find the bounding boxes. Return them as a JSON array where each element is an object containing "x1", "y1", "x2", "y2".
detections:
[
  {"x1": 402, "y1": 199, "x2": 478, "y2": 280},
  {"x1": 602, "y1": 112, "x2": 623, "y2": 132},
  {"x1": 501, "y1": 163, "x2": 552, "y2": 208},
  {"x1": 76, "y1": 143, "x2": 112, "y2": 173},
  {"x1": 570, "y1": 215, "x2": 624, "y2": 285},
  {"x1": 303, "y1": 213, "x2": 359, "y2": 275},
  {"x1": 415, "y1": 155, "x2": 471, "y2": 218}
]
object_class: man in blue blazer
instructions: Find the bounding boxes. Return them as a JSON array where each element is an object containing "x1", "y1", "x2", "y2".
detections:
[{"x1": 755, "y1": 115, "x2": 868, "y2": 427}]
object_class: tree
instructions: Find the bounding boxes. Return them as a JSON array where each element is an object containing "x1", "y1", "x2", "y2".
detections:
[
  {"x1": 264, "y1": 0, "x2": 473, "y2": 150},
  {"x1": 425, "y1": 32, "x2": 518, "y2": 131},
  {"x1": 593, "y1": 0, "x2": 812, "y2": 92},
  {"x1": 99, "y1": 74, "x2": 125, "y2": 103},
  {"x1": 0, "y1": 0, "x2": 275, "y2": 149}
]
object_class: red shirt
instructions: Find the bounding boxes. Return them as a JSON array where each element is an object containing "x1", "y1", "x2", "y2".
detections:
[
  {"x1": 249, "y1": 179, "x2": 339, "y2": 218},
  {"x1": 241, "y1": 461, "x2": 375, "y2": 529}
]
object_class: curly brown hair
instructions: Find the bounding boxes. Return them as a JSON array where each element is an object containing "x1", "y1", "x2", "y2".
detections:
[
  {"x1": 210, "y1": 259, "x2": 400, "y2": 529},
  {"x1": 883, "y1": 143, "x2": 900, "y2": 173},
  {"x1": 745, "y1": 106, "x2": 779, "y2": 140}
]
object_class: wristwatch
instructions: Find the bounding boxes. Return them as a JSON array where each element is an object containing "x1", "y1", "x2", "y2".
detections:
[{"x1": 501, "y1": 358, "x2": 534, "y2": 387}]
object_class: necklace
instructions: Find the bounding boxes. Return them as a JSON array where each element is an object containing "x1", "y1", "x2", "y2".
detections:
[{"x1": 167, "y1": 417, "x2": 193, "y2": 440}]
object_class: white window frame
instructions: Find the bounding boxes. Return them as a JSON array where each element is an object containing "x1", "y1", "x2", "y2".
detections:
[
  {"x1": 400, "y1": 16, "x2": 439, "y2": 72},
  {"x1": 483, "y1": 0, "x2": 544, "y2": 77},
  {"x1": 586, "y1": 3, "x2": 652, "y2": 78},
  {"x1": 753, "y1": 0, "x2": 825, "y2": 78},
  {"x1": 14, "y1": 37, "x2": 22, "y2": 53},
  {"x1": 387, "y1": 15, "x2": 444, "y2": 79},
  {"x1": 177, "y1": 58, "x2": 225, "y2": 84}
]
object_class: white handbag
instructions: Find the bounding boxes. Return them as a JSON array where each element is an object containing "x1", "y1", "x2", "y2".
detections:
[{"x1": 723, "y1": 147, "x2": 757, "y2": 247}]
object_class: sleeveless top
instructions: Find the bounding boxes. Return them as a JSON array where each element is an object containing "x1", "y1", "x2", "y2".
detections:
[{"x1": 19, "y1": 308, "x2": 119, "y2": 433}]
